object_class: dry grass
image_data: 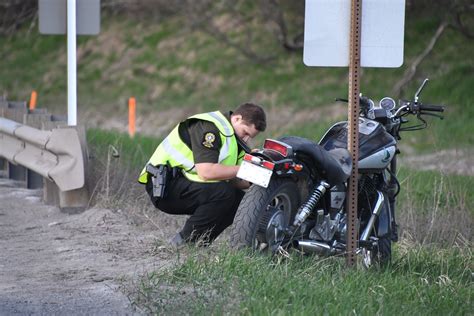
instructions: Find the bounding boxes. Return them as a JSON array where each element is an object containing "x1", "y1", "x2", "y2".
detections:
[
  {"x1": 86, "y1": 144, "x2": 185, "y2": 243},
  {"x1": 397, "y1": 172, "x2": 473, "y2": 247}
]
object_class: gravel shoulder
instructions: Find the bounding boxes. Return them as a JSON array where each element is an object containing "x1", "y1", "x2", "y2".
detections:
[{"x1": 0, "y1": 177, "x2": 172, "y2": 315}]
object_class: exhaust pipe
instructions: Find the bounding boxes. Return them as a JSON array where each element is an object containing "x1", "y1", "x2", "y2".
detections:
[{"x1": 294, "y1": 240, "x2": 332, "y2": 255}]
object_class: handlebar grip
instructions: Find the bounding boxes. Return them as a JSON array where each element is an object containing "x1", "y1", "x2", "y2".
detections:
[{"x1": 419, "y1": 104, "x2": 445, "y2": 112}]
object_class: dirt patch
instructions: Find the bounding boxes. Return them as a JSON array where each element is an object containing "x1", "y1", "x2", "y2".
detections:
[
  {"x1": 400, "y1": 148, "x2": 474, "y2": 177},
  {"x1": 264, "y1": 103, "x2": 347, "y2": 136},
  {"x1": 0, "y1": 177, "x2": 180, "y2": 314},
  {"x1": 82, "y1": 103, "x2": 347, "y2": 140},
  {"x1": 82, "y1": 105, "x2": 197, "y2": 138}
]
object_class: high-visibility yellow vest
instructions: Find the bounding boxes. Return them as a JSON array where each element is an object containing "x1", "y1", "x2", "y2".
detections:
[{"x1": 138, "y1": 111, "x2": 245, "y2": 184}]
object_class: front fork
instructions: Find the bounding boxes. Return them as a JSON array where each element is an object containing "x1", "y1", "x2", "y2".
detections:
[
  {"x1": 366, "y1": 154, "x2": 399, "y2": 243},
  {"x1": 388, "y1": 153, "x2": 399, "y2": 241},
  {"x1": 360, "y1": 191, "x2": 385, "y2": 241}
]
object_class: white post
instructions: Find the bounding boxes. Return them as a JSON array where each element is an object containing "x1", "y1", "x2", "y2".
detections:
[{"x1": 67, "y1": 0, "x2": 77, "y2": 126}]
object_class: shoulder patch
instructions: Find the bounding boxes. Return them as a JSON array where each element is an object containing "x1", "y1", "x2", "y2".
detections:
[{"x1": 202, "y1": 132, "x2": 217, "y2": 148}]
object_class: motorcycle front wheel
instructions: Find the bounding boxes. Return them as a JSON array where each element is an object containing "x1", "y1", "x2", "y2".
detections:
[
  {"x1": 361, "y1": 195, "x2": 393, "y2": 267},
  {"x1": 229, "y1": 178, "x2": 300, "y2": 251}
]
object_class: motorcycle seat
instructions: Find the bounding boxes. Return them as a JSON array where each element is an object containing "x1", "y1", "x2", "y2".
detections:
[{"x1": 278, "y1": 136, "x2": 353, "y2": 185}]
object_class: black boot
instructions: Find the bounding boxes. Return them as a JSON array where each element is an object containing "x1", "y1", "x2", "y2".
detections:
[{"x1": 168, "y1": 232, "x2": 186, "y2": 249}]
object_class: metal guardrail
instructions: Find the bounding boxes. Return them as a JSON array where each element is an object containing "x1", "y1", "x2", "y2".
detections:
[
  {"x1": 0, "y1": 117, "x2": 84, "y2": 191},
  {"x1": 0, "y1": 97, "x2": 89, "y2": 212}
]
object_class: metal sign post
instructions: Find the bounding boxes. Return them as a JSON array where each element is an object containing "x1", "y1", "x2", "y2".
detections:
[
  {"x1": 303, "y1": 0, "x2": 405, "y2": 267},
  {"x1": 67, "y1": 0, "x2": 77, "y2": 126},
  {"x1": 346, "y1": 0, "x2": 362, "y2": 267},
  {"x1": 39, "y1": 0, "x2": 101, "y2": 126}
]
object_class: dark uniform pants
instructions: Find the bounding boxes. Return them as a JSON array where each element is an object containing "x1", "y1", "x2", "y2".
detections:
[{"x1": 146, "y1": 176, "x2": 245, "y2": 242}]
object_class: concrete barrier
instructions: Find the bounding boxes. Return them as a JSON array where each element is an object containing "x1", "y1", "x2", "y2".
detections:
[{"x1": 0, "y1": 98, "x2": 7, "y2": 173}]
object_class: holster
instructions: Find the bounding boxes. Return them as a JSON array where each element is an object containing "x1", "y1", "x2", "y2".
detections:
[{"x1": 146, "y1": 163, "x2": 174, "y2": 198}]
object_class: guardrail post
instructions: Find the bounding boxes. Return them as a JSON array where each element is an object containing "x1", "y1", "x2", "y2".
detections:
[
  {"x1": 0, "y1": 98, "x2": 7, "y2": 175},
  {"x1": 41, "y1": 115, "x2": 89, "y2": 213},
  {"x1": 4, "y1": 101, "x2": 27, "y2": 183},
  {"x1": 41, "y1": 115, "x2": 67, "y2": 207},
  {"x1": 58, "y1": 125, "x2": 90, "y2": 213},
  {"x1": 24, "y1": 108, "x2": 51, "y2": 189}
]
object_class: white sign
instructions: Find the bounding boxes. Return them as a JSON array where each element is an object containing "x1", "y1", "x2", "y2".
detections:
[
  {"x1": 303, "y1": 0, "x2": 405, "y2": 68},
  {"x1": 39, "y1": 0, "x2": 101, "y2": 35}
]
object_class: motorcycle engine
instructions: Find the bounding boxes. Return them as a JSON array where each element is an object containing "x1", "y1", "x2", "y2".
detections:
[
  {"x1": 307, "y1": 184, "x2": 348, "y2": 242},
  {"x1": 308, "y1": 211, "x2": 347, "y2": 242}
]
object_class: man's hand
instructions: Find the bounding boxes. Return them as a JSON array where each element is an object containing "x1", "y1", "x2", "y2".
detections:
[{"x1": 229, "y1": 178, "x2": 252, "y2": 190}]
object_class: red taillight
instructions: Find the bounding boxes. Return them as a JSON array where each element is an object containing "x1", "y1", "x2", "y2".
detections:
[
  {"x1": 262, "y1": 160, "x2": 275, "y2": 170},
  {"x1": 243, "y1": 153, "x2": 254, "y2": 162},
  {"x1": 264, "y1": 139, "x2": 289, "y2": 157},
  {"x1": 243, "y1": 153, "x2": 274, "y2": 170}
]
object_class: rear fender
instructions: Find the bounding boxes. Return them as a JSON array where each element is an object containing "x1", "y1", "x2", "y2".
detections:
[{"x1": 253, "y1": 150, "x2": 309, "y2": 179}]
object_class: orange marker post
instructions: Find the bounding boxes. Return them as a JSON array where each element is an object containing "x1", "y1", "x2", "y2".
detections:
[
  {"x1": 29, "y1": 90, "x2": 37, "y2": 110},
  {"x1": 128, "y1": 97, "x2": 136, "y2": 138}
]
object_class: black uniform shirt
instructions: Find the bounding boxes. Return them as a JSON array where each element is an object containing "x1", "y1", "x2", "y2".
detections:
[{"x1": 188, "y1": 119, "x2": 222, "y2": 163}]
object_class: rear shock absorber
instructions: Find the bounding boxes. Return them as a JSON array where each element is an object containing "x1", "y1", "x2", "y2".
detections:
[{"x1": 293, "y1": 181, "x2": 331, "y2": 228}]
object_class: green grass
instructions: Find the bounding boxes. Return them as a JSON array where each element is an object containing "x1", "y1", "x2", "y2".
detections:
[
  {"x1": 86, "y1": 128, "x2": 159, "y2": 170},
  {"x1": 394, "y1": 168, "x2": 473, "y2": 245},
  {"x1": 130, "y1": 246, "x2": 472, "y2": 315},
  {"x1": 397, "y1": 168, "x2": 474, "y2": 214}
]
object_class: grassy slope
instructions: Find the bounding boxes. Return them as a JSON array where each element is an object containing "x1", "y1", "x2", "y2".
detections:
[{"x1": 1, "y1": 13, "x2": 473, "y2": 150}]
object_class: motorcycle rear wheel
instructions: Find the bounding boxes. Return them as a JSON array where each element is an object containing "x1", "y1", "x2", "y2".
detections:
[{"x1": 229, "y1": 178, "x2": 300, "y2": 251}]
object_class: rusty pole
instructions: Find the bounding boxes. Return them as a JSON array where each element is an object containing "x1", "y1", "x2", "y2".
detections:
[{"x1": 346, "y1": 0, "x2": 362, "y2": 267}]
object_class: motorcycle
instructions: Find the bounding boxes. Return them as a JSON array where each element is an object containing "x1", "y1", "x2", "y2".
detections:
[{"x1": 230, "y1": 78, "x2": 445, "y2": 266}]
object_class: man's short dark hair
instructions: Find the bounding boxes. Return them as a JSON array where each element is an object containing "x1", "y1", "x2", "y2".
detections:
[{"x1": 233, "y1": 102, "x2": 266, "y2": 132}]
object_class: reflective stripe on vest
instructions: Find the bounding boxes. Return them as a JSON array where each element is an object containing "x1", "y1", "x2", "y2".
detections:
[
  {"x1": 208, "y1": 111, "x2": 233, "y2": 163},
  {"x1": 161, "y1": 137, "x2": 194, "y2": 170},
  {"x1": 138, "y1": 111, "x2": 238, "y2": 183}
]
